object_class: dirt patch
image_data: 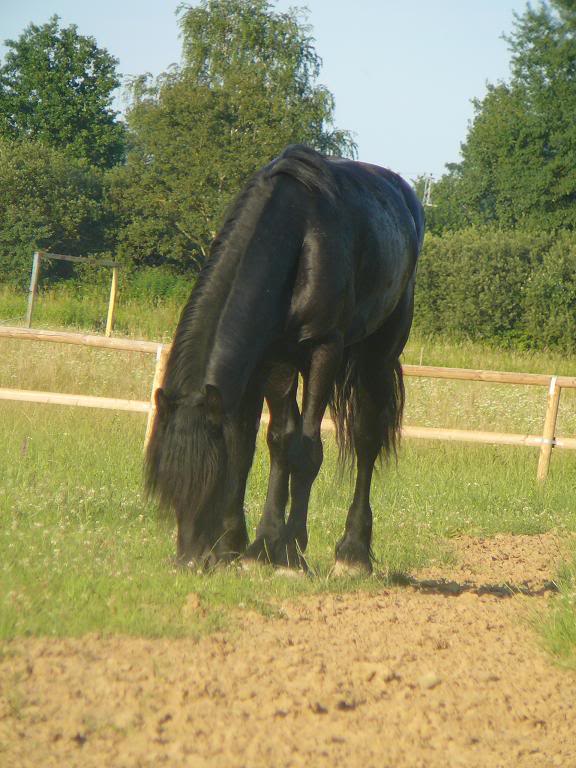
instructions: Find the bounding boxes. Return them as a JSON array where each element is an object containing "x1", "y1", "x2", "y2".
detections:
[
  {"x1": 410, "y1": 531, "x2": 567, "y2": 596},
  {"x1": 1, "y1": 534, "x2": 575, "y2": 768}
]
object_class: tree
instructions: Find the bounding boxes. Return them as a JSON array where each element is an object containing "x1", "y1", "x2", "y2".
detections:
[
  {"x1": 178, "y1": 0, "x2": 355, "y2": 157},
  {"x1": 0, "y1": 16, "x2": 125, "y2": 168},
  {"x1": 501, "y1": 0, "x2": 576, "y2": 228},
  {"x1": 0, "y1": 137, "x2": 107, "y2": 287},
  {"x1": 434, "y1": 0, "x2": 576, "y2": 231},
  {"x1": 413, "y1": 168, "x2": 470, "y2": 234},
  {"x1": 110, "y1": 0, "x2": 356, "y2": 271}
]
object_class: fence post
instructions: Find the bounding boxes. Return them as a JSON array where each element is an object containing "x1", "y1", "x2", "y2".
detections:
[
  {"x1": 25, "y1": 251, "x2": 43, "y2": 328},
  {"x1": 537, "y1": 376, "x2": 561, "y2": 482},
  {"x1": 105, "y1": 266, "x2": 119, "y2": 337},
  {"x1": 144, "y1": 344, "x2": 170, "y2": 449}
]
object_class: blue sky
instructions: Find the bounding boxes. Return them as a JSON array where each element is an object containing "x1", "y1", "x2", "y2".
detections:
[{"x1": 1, "y1": 0, "x2": 529, "y2": 180}]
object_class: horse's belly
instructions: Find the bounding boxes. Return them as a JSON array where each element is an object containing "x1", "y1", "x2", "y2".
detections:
[{"x1": 345, "y1": 245, "x2": 417, "y2": 345}]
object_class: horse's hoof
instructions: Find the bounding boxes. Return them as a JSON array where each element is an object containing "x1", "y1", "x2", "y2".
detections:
[
  {"x1": 274, "y1": 555, "x2": 309, "y2": 579},
  {"x1": 274, "y1": 566, "x2": 306, "y2": 579},
  {"x1": 171, "y1": 555, "x2": 202, "y2": 573},
  {"x1": 331, "y1": 560, "x2": 372, "y2": 578},
  {"x1": 240, "y1": 557, "x2": 269, "y2": 573}
]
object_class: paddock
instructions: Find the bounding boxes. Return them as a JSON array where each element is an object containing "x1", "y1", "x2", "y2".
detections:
[{"x1": 2, "y1": 323, "x2": 576, "y2": 767}]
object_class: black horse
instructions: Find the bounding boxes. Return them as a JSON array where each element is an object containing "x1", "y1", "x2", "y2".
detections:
[{"x1": 146, "y1": 145, "x2": 425, "y2": 574}]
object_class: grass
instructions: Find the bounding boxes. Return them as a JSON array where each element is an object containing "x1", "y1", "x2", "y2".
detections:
[
  {"x1": 0, "y1": 285, "x2": 575, "y2": 668},
  {"x1": 539, "y1": 557, "x2": 576, "y2": 671},
  {"x1": 0, "y1": 283, "x2": 184, "y2": 342},
  {"x1": 403, "y1": 334, "x2": 576, "y2": 375}
]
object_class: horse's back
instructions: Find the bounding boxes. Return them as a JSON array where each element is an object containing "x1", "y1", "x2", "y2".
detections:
[{"x1": 330, "y1": 158, "x2": 424, "y2": 250}]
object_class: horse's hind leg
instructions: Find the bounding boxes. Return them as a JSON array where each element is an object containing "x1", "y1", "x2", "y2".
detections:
[
  {"x1": 244, "y1": 363, "x2": 300, "y2": 566},
  {"x1": 333, "y1": 385, "x2": 380, "y2": 575},
  {"x1": 334, "y1": 353, "x2": 403, "y2": 575}
]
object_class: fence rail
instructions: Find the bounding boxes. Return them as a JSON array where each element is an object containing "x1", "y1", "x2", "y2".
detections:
[
  {"x1": 0, "y1": 325, "x2": 159, "y2": 353},
  {"x1": 0, "y1": 325, "x2": 574, "y2": 480},
  {"x1": 403, "y1": 363, "x2": 576, "y2": 389},
  {"x1": 0, "y1": 387, "x2": 150, "y2": 413}
]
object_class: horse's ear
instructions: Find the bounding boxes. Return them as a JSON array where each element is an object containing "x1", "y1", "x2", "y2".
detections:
[
  {"x1": 204, "y1": 384, "x2": 223, "y2": 427},
  {"x1": 155, "y1": 388, "x2": 171, "y2": 420}
]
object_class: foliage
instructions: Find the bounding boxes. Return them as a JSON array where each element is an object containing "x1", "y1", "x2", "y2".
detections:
[
  {"x1": 524, "y1": 232, "x2": 576, "y2": 352},
  {"x1": 431, "y1": 0, "x2": 576, "y2": 232},
  {"x1": 125, "y1": 266, "x2": 193, "y2": 305},
  {"x1": 414, "y1": 4, "x2": 576, "y2": 353},
  {"x1": 413, "y1": 167, "x2": 470, "y2": 235},
  {"x1": 414, "y1": 228, "x2": 556, "y2": 347},
  {"x1": 178, "y1": 0, "x2": 354, "y2": 155},
  {"x1": 0, "y1": 137, "x2": 107, "y2": 288},
  {"x1": 0, "y1": 15, "x2": 125, "y2": 168},
  {"x1": 110, "y1": 0, "x2": 356, "y2": 270}
]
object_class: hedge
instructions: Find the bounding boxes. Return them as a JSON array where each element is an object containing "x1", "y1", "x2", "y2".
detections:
[{"x1": 413, "y1": 227, "x2": 575, "y2": 351}]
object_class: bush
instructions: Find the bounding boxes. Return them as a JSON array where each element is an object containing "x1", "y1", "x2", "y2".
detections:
[
  {"x1": 524, "y1": 233, "x2": 576, "y2": 353},
  {"x1": 414, "y1": 227, "x2": 554, "y2": 347},
  {"x1": 125, "y1": 266, "x2": 193, "y2": 305}
]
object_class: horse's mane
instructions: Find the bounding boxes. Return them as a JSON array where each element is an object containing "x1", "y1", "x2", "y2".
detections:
[{"x1": 162, "y1": 171, "x2": 269, "y2": 397}]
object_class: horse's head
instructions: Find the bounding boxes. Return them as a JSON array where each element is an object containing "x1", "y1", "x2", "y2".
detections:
[
  {"x1": 145, "y1": 384, "x2": 230, "y2": 566},
  {"x1": 154, "y1": 384, "x2": 223, "y2": 429}
]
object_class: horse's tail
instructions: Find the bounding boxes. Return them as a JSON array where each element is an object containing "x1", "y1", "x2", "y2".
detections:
[{"x1": 330, "y1": 352, "x2": 405, "y2": 467}]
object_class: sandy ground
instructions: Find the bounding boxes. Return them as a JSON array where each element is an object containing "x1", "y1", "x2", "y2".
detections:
[{"x1": 1, "y1": 533, "x2": 575, "y2": 768}]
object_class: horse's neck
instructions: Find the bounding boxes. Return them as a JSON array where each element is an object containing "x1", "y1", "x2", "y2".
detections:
[
  {"x1": 168, "y1": 179, "x2": 305, "y2": 409},
  {"x1": 204, "y1": 200, "x2": 304, "y2": 410},
  {"x1": 205, "y1": 246, "x2": 299, "y2": 409}
]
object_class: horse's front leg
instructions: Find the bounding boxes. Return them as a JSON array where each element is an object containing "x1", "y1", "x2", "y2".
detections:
[
  {"x1": 175, "y1": 507, "x2": 217, "y2": 568},
  {"x1": 244, "y1": 363, "x2": 300, "y2": 567},
  {"x1": 284, "y1": 333, "x2": 344, "y2": 568},
  {"x1": 215, "y1": 385, "x2": 264, "y2": 563}
]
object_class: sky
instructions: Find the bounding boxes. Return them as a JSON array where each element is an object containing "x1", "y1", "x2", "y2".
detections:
[{"x1": 1, "y1": 0, "x2": 530, "y2": 181}]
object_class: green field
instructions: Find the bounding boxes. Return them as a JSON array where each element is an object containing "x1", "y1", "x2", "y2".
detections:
[{"x1": 0, "y1": 287, "x2": 575, "y2": 667}]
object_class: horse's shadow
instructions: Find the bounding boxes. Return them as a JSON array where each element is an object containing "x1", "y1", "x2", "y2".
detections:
[{"x1": 387, "y1": 572, "x2": 559, "y2": 598}]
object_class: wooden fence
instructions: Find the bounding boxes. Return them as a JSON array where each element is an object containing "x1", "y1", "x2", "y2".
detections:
[
  {"x1": 26, "y1": 251, "x2": 121, "y2": 336},
  {"x1": 1, "y1": 325, "x2": 575, "y2": 481}
]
